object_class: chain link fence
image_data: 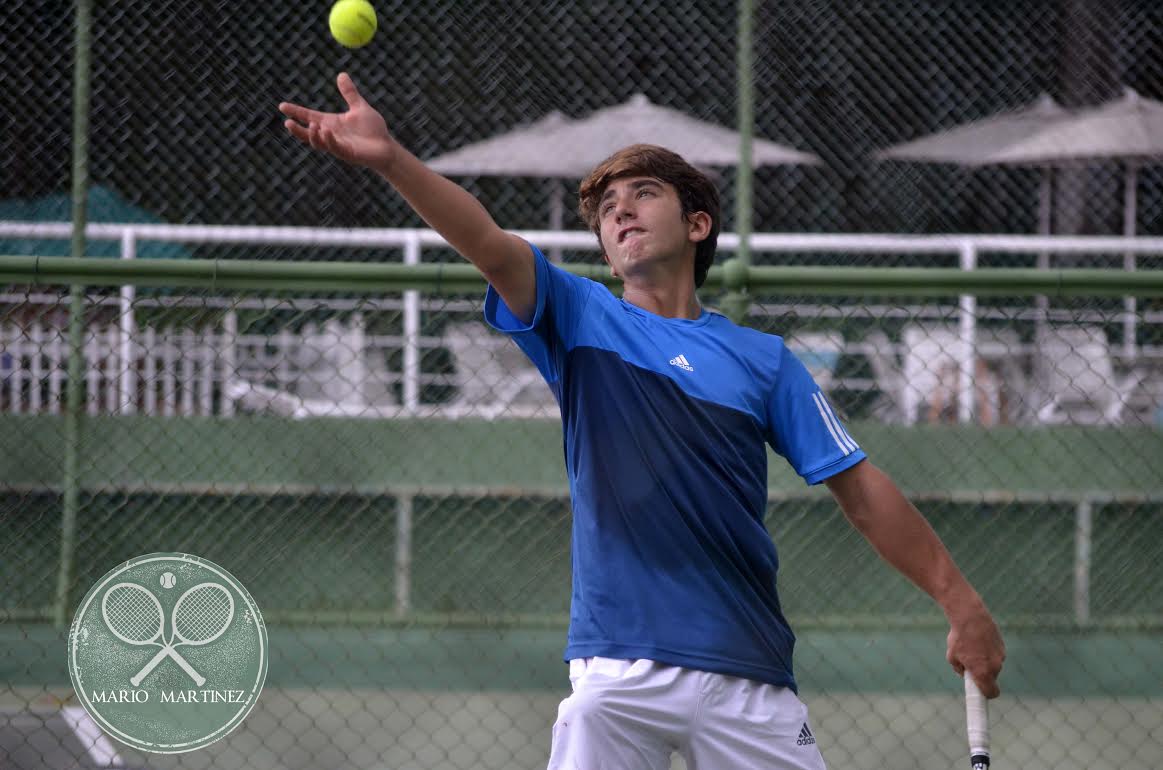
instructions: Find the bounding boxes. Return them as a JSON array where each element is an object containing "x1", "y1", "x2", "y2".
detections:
[
  {"x1": 4, "y1": 2, "x2": 1163, "y2": 243},
  {"x1": 2, "y1": 245, "x2": 1162, "y2": 769},
  {"x1": 3, "y1": 0, "x2": 1163, "y2": 768}
]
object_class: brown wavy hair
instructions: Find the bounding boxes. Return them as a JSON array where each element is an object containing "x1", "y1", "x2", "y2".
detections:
[{"x1": 578, "y1": 144, "x2": 721, "y2": 288}]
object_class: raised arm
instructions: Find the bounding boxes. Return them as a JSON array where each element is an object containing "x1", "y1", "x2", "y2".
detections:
[
  {"x1": 279, "y1": 72, "x2": 535, "y2": 320},
  {"x1": 824, "y1": 460, "x2": 1006, "y2": 697}
]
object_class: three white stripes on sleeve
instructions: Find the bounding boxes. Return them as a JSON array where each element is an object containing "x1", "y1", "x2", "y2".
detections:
[{"x1": 812, "y1": 391, "x2": 859, "y2": 455}]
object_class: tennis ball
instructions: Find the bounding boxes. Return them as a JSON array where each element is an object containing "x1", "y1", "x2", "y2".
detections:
[{"x1": 329, "y1": 0, "x2": 377, "y2": 49}]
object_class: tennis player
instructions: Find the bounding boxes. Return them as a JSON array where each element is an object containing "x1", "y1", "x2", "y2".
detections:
[{"x1": 280, "y1": 73, "x2": 1005, "y2": 769}]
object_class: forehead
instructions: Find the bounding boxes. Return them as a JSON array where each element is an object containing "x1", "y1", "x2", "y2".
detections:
[{"x1": 599, "y1": 175, "x2": 669, "y2": 201}]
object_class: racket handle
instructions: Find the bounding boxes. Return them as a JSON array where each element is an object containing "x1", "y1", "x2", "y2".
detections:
[
  {"x1": 964, "y1": 671, "x2": 990, "y2": 769},
  {"x1": 131, "y1": 646, "x2": 206, "y2": 688},
  {"x1": 171, "y1": 648, "x2": 207, "y2": 687},
  {"x1": 131, "y1": 647, "x2": 170, "y2": 687}
]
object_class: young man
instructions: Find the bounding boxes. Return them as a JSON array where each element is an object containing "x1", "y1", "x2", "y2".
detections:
[{"x1": 280, "y1": 73, "x2": 1005, "y2": 769}]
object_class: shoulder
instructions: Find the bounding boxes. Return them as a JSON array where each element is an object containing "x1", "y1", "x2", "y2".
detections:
[
  {"x1": 697, "y1": 314, "x2": 795, "y2": 400},
  {"x1": 537, "y1": 250, "x2": 611, "y2": 300},
  {"x1": 705, "y1": 312, "x2": 789, "y2": 359}
]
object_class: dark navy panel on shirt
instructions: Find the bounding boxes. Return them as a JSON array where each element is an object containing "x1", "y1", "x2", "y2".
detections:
[{"x1": 485, "y1": 244, "x2": 866, "y2": 690}]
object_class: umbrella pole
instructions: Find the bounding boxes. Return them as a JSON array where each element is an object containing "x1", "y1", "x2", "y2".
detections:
[
  {"x1": 1122, "y1": 161, "x2": 1138, "y2": 361},
  {"x1": 548, "y1": 180, "x2": 565, "y2": 264},
  {"x1": 1035, "y1": 167, "x2": 1052, "y2": 335}
]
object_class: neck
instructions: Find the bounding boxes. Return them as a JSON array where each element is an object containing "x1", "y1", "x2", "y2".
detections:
[
  {"x1": 611, "y1": 248, "x2": 702, "y2": 319},
  {"x1": 621, "y1": 281, "x2": 702, "y2": 319}
]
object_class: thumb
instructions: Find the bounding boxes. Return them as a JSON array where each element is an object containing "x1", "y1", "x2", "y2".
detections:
[{"x1": 336, "y1": 72, "x2": 366, "y2": 110}]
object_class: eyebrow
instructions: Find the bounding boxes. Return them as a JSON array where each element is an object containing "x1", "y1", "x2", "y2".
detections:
[{"x1": 599, "y1": 178, "x2": 663, "y2": 206}]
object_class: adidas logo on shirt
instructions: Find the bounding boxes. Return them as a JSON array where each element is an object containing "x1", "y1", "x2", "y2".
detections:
[
  {"x1": 796, "y1": 723, "x2": 816, "y2": 746},
  {"x1": 669, "y1": 354, "x2": 694, "y2": 372}
]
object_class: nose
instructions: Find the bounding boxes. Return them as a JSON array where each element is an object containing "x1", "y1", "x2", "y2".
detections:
[{"x1": 614, "y1": 197, "x2": 636, "y2": 221}]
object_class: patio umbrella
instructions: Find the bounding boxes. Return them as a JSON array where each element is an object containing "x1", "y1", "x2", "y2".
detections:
[
  {"x1": 532, "y1": 93, "x2": 820, "y2": 171},
  {"x1": 877, "y1": 88, "x2": 1163, "y2": 357},
  {"x1": 995, "y1": 88, "x2": 1163, "y2": 359},
  {"x1": 427, "y1": 111, "x2": 573, "y2": 178},
  {"x1": 873, "y1": 94, "x2": 1071, "y2": 237},
  {"x1": 987, "y1": 87, "x2": 1163, "y2": 240},
  {"x1": 427, "y1": 93, "x2": 820, "y2": 257},
  {"x1": 873, "y1": 95, "x2": 1076, "y2": 424},
  {"x1": 428, "y1": 112, "x2": 577, "y2": 253},
  {"x1": 430, "y1": 93, "x2": 819, "y2": 178}
]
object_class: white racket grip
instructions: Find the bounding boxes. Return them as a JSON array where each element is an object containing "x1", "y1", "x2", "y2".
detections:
[{"x1": 964, "y1": 671, "x2": 990, "y2": 768}]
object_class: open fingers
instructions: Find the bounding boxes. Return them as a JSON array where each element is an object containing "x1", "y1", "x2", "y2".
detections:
[
  {"x1": 282, "y1": 118, "x2": 330, "y2": 153},
  {"x1": 279, "y1": 101, "x2": 329, "y2": 125},
  {"x1": 336, "y1": 72, "x2": 365, "y2": 109},
  {"x1": 307, "y1": 123, "x2": 327, "y2": 152},
  {"x1": 307, "y1": 123, "x2": 342, "y2": 155},
  {"x1": 284, "y1": 118, "x2": 312, "y2": 144},
  {"x1": 283, "y1": 115, "x2": 343, "y2": 159},
  {"x1": 282, "y1": 107, "x2": 341, "y2": 154}
]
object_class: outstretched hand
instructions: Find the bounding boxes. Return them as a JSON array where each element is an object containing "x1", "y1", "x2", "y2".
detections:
[
  {"x1": 946, "y1": 601, "x2": 1005, "y2": 698},
  {"x1": 279, "y1": 72, "x2": 396, "y2": 170}
]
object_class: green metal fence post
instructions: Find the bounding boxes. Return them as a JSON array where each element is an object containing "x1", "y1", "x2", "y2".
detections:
[
  {"x1": 54, "y1": 0, "x2": 93, "y2": 629},
  {"x1": 725, "y1": 0, "x2": 755, "y2": 324}
]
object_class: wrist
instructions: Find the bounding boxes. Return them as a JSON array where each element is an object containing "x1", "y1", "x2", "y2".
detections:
[
  {"x1": 370, "y1": 138, "x2": 407, "y2": 180},
  {"x1": 372, "y1": 146, "x2": 400, "y2": 179},
  {"x1": 939, "y1": 581, "x2": 986, "y2": 624}
]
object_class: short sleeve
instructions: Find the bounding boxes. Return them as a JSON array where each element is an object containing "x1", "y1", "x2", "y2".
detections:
[
  {"x1": 483, "y1": 242, "x2": 595, "y2": 383},
  {"x1": 765, "y1": 343, "x2": 866, "y2": 484}
]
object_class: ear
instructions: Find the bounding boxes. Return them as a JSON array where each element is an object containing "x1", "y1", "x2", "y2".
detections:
[
  {"x1": 686, "y1": 211, "x2": 713, "y2": 244},
  {"x1": 601, "y1": 252, "x2": 618, "y2": 278}
]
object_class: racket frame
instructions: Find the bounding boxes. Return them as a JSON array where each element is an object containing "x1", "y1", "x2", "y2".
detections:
[{"x1": 128, "y1": 582, "x2": 235, "y2": 687}]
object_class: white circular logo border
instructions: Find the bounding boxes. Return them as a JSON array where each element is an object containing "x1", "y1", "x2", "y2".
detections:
[{"x1": 68, "y1": 553, "x2": 268, "y2": 753}]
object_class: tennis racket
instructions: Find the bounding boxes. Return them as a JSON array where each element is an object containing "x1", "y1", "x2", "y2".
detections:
[
  {"x1": 129, "y1": 582, "x2": 235, "y2": 687},
  {"x1": 101, "y1": 582, "x2": 205, "y2": 687},
  {"x1": 964, "y1": 671, "x2": 991, "y2": 769}
]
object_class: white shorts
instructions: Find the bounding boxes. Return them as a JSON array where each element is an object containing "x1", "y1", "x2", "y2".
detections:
[{"x1": 547, "y1": 657, "x2": 827, "y2": 770}]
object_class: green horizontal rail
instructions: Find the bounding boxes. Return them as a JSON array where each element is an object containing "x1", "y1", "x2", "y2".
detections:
[
  {"x1": 3, "y1": 254, "x2": 1163, "y2": 296},
  {"x1": 6, "y1": 605, "x2": 1160, "y2": 633}
]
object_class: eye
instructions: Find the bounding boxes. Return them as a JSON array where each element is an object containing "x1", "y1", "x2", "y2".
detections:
[
  {"x1": 600, "y1": 203, "x2": 615, "y2": 217},
  {"x1": 637, "y1": 188, "x2": 653, "y2": 198}
]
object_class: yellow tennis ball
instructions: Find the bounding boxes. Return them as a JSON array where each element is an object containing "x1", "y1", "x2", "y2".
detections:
[{"x1": 329, "y1": 0, "x2": 377, "y2": 49}]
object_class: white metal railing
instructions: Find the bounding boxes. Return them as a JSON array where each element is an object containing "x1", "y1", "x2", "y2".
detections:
[
  {"x1": 2, "y1": 222, "x2": 1161, "y2": 423},
  {"x1": 0, "y1": 319, "x2": 560, "y2": 419}
]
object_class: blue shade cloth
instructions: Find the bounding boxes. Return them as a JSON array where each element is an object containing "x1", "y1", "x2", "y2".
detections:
[{"x1": 0, "y1": 185, "x2": 191, "y2": 260}]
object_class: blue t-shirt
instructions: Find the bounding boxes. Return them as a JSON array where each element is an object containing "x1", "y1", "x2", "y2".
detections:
[{"x1": 484, "y1": 245, "x2": 866, "y2": 691}]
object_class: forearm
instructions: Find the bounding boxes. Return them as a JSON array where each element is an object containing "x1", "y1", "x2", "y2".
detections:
[
  {"x1": 372, "y1": 146, "x2": 520, "y2": 275},
  {"x1": 830, "y1": 462, "x2": 982, "y2": 621},
  {"x1": 280, "y1": 74, "x2": 532, "y2": 311},
  {"x1": 827, "y1": 460, "x2": 1005, "y2": 694}
]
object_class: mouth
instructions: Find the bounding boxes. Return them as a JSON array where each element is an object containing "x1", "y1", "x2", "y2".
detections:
[{"x1": 618, "y1": 227, "x2": 645, "y2": 244}]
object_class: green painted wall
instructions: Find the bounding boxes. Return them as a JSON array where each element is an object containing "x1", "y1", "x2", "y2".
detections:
[{"x1": 3, "y1": 416, "x2": 1161, "y2": 496}]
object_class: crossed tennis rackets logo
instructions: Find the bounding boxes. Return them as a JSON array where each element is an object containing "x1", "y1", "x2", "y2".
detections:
[{"x1": 101, "y1": 581, "x2": 235, "y2": 687}]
